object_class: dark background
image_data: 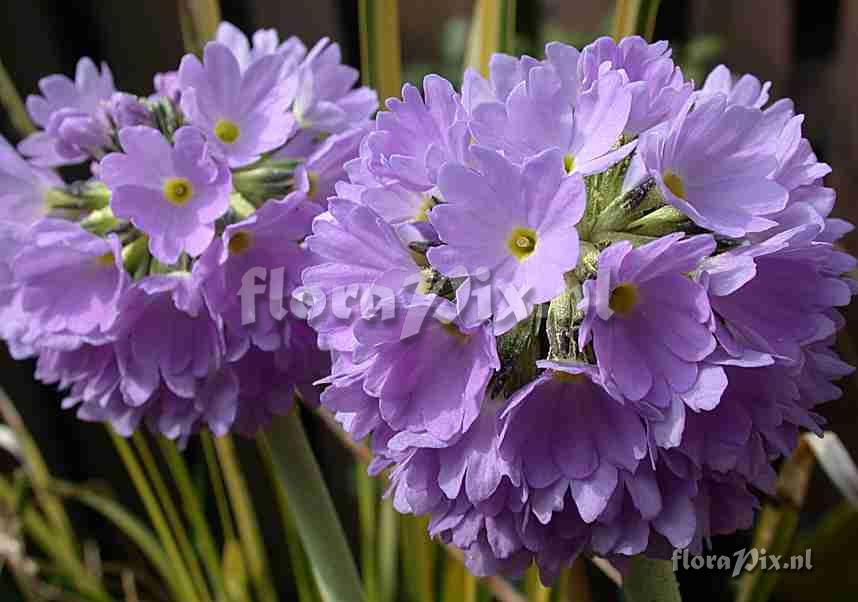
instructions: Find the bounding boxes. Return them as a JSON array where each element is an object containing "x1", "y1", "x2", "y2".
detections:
[{"x1": 0, "y1": 1, "x2": 856, "y2": 600}]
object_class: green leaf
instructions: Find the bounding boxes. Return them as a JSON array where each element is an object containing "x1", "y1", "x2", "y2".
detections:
[
  {"x1": 377, "y1": 497, "x2": 399, "y2": 602},
  {"x1": 355, "y1": 462, "x2": 378, "y2": 602},
  {"x1": 623, "y1": 556, "x2": 682, "y2": 602},
  {"x1": 465, "y1": 0, "x2": 517, "y2": 76},
  {"x1": 263, "y1": 410, "x2": 366, "y2": 602},
  {"x1": 358, "y1": 0, "x2": 402, "y2": 102},
  {"x1": 524, "y1": 564, "x2": 551, "y2": 602},
  {"x1": 612, "y1": 0, "x2": 661, "y2": 41}
]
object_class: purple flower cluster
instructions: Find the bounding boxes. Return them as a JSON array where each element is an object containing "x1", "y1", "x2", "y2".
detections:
[
  {"x1": 0, "y1": 22, "x2": 376, "y2": 444},
  {"x1": 306, "y1": 37, "x2": 856, "y2": 580}
]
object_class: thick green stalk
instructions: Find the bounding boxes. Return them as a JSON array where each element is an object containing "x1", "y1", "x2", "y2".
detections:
[
  {"x1": 264, "y1": 410, "x2": 366, "y2": 602},
  {"x1": 213, "y1": 433, "x2": 278, "y2": 602},
  {"x1": 612, "y1": 0, "x2": 661, "y2": 41},
  {"x1": 0, "y1": 56, "x2": 35, "y2": 136},
  {"x1": 623, "y1": 556, "x2": 682, "y2": 602},
  {"x1": 201, "y1": 431, "x2": 236, "y2": 541},
  {"x1": 178, "y1": 0, "x2": 222, "y2": 56},
  {"x1": 355, "y1": 462, "x2": 379, "y2": 602},
  {"x1": 157, "y1": 436, "x2": 228, "y2": 600},
  {"x1": 358, "y1": 0, "x2": 403, "y2": 102},
  {"x1": 465, "y1": 0, "x2": 517, "y2": 76}
]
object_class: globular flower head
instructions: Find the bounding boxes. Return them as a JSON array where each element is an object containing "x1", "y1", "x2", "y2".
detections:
[
  {"x1": 427, "y1": 147, "x2": 585, "y2": 334},
  {"x1": 639, "y1": 96, "x2": 789, "y2": 237},
  {"x1": 179, "y1": 42, "x2": 296, "y2": 167},
  {"x1": 20, "y1": 57, "x2": 116, "y2": 166},
  {"x1": 100, "y1": 125, "x2": 231, "y2": 263}
]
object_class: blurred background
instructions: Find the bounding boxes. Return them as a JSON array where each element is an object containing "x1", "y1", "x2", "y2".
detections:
[{"x1": 0, "y1": 1, "x2": 856, "y2": 600}]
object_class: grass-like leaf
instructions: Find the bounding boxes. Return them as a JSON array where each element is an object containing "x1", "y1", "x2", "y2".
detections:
[
  {"x1": 358, "y1": 0, "x2": 402, "y2": 103},
  {"x1": 465, "y1": 0, "x2": 516, "y2": 76}
]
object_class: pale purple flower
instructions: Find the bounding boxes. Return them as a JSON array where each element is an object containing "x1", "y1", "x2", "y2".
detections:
[
  {"x1": 0, "y1": 135, "x2": 62, "y2": 225},
  {"x1": 580, "y1": 36, "x2": 692, "y2": 135},
  {"x1": 14, "y1": 219, "x2": 127, "y2": 349},
  {"x1": 110, "y1": 274, "x2": 227, "y2": 408},
  {"x1": 179, "y1": 42, "x2": 296, "y2": 167},
  {"x1": 20, "y1": 57, "x2": 116, "y2": 166},
  {"x1": 100, "y1": 125, "x2": 231, "y2": 263},
  {"x1": 194, "y1": 195, "x2": 317, "y2": 358},
  {"x1": 215, "y1": 21, "x2": 306, "y2": 72},
  {"x1": 638, "y1": 96, "x2": 789, "y2": 237},
  {"x1": 470, "y1": 66, "x2": 634, "y2": 175},
  {"x1": 293, "y1": 39, "x2": 378, "y2": 134},
  {"x1": 364, "y1": 76, "x2": 470, "y2": 191},
  {"x1": 697, "y1": 65, "x2": 770, "y2": 109},
  {"x1": 427, "y1": 148, "x2": 585, "y2": 334},
  {"x1": 579, "y1": 234, "x2": 724, "y2": 413}
]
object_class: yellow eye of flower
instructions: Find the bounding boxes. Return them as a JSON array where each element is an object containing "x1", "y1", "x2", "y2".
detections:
[
  {"x1": 163, "y1": 177, "x2": 193, "y2": 206},
  {"x1": 507, "y1": 227, "x2": 538, "y2": 261},
  {"x1": 440, "y1": 321, "x2": 469, "y2": 342},
  {"x1": 554, "y1": 371, "x2": 585, "y2": 384},
  {"x1": 563, "y1": 153, "x2": 576, "y2": 173},
  {"x1": 307, "y1": 171, "x2": 320, "y2": 198},
  {"x1": 415, "y1": 196, "x2": 437, "y2": 222},
  {"x1": 662, "y1": 169, "x2": 686, "y2": 199},
  {"x1": 95, "y1": 252, "x2": 114, "y2": 267},
  {"x1": 609, "y1": 282, "x2": 639, "y2": 316},
  {"x1": 228, "y1": 230, "x2": 253, "y2": 255},
  {"x1": 214, "y1": 119, "x2": 241, "y2": 144}
]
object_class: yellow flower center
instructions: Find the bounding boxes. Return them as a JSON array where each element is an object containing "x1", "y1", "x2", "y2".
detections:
[
  {"x1": 662, "y1": 169, "x2": 686, "y2": 199},
  {"x1": 228, "y1": 230, "x2": 253, "y2": 255},
  {"x1": 507, "y1": 227, "x2": 538, "y2": 261},
  {"x1": 608, "y1": 282, "x2": 639, "y2": 316},
  {"x1": 95, "y1": 252, "x2": 115, "y2": 267},
  {"x1": 415, "y1": 196, "x2": 437, "y2": 222},
  {"x1": 214, "y1": 118, "x2": 241, "y2": 144},
  {"x1": 163, "y1": 177, "x2": 194, "y2": 206},
  {"x1": 563, "y1": 153, "x2": 576, "y2": 173}
]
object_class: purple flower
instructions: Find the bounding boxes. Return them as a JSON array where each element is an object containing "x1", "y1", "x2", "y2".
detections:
[
  {"x1": 350, "y1": 297, "x2": 499, "y2": 442},
  {"x1": 303, "y1": 198, "x2": 421, "y2": 352},
  {"x1": 179, "y1": 42, "x2": 296, "y2": 167},
  {"x1": 701, "y1": 226, "x2": 855, "y2": 364},
  {"x1": 469, "y1": 66, "x2": 634, "y2": 175},
  {"x1": 104, "y1": 92, "x2": 152, "y2": 129},
  {"x1": 14, "y1": 219, "x2": 127, "y2": 349},
  {"x1": 499, "y1": 361, "x2": 647, "y2": 523},
  {"x1": 20, "y1": 58, "x2": 116, "y2": 166},
  {"x1": 427, "y1": 148, "x2": 585, "y2": 334},
  {"x1": 579, "y1": 234, "x2": 724, "y2": 413},
  {"x1": 363, "y1": 76, "x2": 469, "y2": 191},
  {"x1": 293, "y1": 39, "x2": 378, "y2": 134},
  {"x1": 194, "y1": 195, "x2": 317, "y2": 358},
  {"x1": 697, "y1": 65, "x2": 770, "y2": 109},
  {"x1": 580, "y1": 36, "x2": 692, "y2": 135},
  {"x1": 0, "y1": 135, "x2": 62, "y2": 226},
  {"x1": 638, "y1": 96, "x2": 789, "y2": 237},
  {"x1": 100, "y1": 125, "x2": 231, "y2": 263},
  {"x1": 215, "y1": 21, "x2": 306, "y2": 72},
  {"x1": 110, "y1": 274, "x2": 227, "y2": 408}
]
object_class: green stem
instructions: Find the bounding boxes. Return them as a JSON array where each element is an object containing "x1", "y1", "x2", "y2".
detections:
[
  {"x1": 132, "y1": 433, "x2": 212, "y2": 602},
  {"x1": 110, "y1": 431, "x2": 201, "y2": 602},
  {"x1": 0, "y1": 56, "x2": 35, "y2": 136},
  {"x1": 157, "y1": 437, "x2": 228, "y2": 600},
  {"x1": 213, "y1": 433, "x2": 278, "y2": 602},
  {"x1": 612, "y1": 0, "x2": 662, "y2": 41},
  {"x1": 358, "y1": 0, "x2": 403, "y2": 102},
  {"x1": 178, "y1": 0, "x2": 222, "y2": 56},
  {"x1": 264, "y1": 410, "x2": 366, "y2": 602},
  {"x1": 465, "y1": 0, "x2": 517, "y2": 76},
  {"x1": 623, "y1": 556, "x2": 682, "y2": 602}
]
